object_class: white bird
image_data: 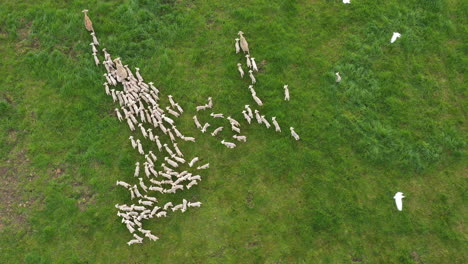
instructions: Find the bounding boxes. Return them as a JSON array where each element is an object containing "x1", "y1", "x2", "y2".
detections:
[
  {"x1": 188, "y1": 157, "x2": 199, "y2": 167},
  {"x1": 284, "y1": 85, "x2": 290, "y2": 101},
  {"x1": 272, "y1": 117, "x2": 281, "y2": 132},
  {"x1": 251, "y1": 57, "x2": 258, "y2": 72},
  {"x1": 335, "y1": 72, "x2": 342, "y2": 83},
  {"x1": 235, "y1": 38, "x2": 240, "y2": 53},
  {"x1": 237, "y1": 63, "x2": 244, "y2": 78},
  {"x1": 393, "y1": 192, "x2": 405, "y2": 211},
  {"x1": 290, "y1": 127, "x2": 300, "y2": 140},
  {"x1": 390, "y1": 32, "x2": 401, "y2": 43},
  {"x1": 238, "y1": 31, "x2": 250, "y2": 54},
  {"x1": 246, "y1": 54, "x2": 252, "y2": 68},
  {"x1": 249, "y1": 70, "x2": 256, "y2": 84},
  {"x1": 221, "y1": 140, "x2": 236, "y2": 148}
]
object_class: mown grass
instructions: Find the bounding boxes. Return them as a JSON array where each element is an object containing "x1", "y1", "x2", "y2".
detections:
[{"x1": 0, "y1": 0, "x2": 466, "y2": 263}]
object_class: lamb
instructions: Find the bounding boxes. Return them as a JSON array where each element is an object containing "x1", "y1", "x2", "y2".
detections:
[
  {"x1": 134, "y1": 162, "x2": 140, "y2": 177},
  {"x1": 261, "y1": 115, "x2": 271, "y2": 128},
  {"x1": 156, "y1": 211, "x2": 167, "y2": 218},
  {"x1": 233, "y1": 135, "x2": 247, "y2": 142},
  {"x1": 221, "y1": 140, "x2": 236, "y2": 148},
  {"x1": 249, "y1": 70, "x2": 256, "y2": 84},
  {"x1": 231, "y1": 125, "x2": 241, "y2": 133},
  {"x1": 174, "y1": 103, "x2": 184, "y2": 113},
  {"x1": 206, "y1": 97, "x2": 213, "y2": 108},
  {"x1": 254, "y1": 110, "x2": 262, "y2": 124},
  {"x1": 335, "y1": 72, "x2": 341, "y2": 83},
  {"x1": 90, "y1": 42, "x2": 97, "y2": 53},
  {"x1": 92, "y1": 53, "x2": 100, "y2": 65},
  {"x1": 284, "y1": 85, "x2": 290, "y2": 101},
  {"x1": 116, "y1": 181, "x2": 131, "y2": 189},
  {"x1": 173, "y1": 143, "x2": 183, "y2": 157},
  {"x1": 235, "y1": 38, "x2": 240, "y2": 53},
  {"x1": 188, "y1": 157, "x2": 199, "y2": 167},
  {"x1": 137, "y1": 139, "x2": 144, "y2": 155},
  {"x1": 227, "y1": 116, "x2": 240, "y2": 127},
  {"x1": 201, "y1": 123, "x2": 211, "y2": 133},
  {"x1": 90, "y1": 32, "x2": 99, "y2": 46},
  {"x1": 139, "y1": 199, "x2": 153, "y2": 206},
  {"x1": 272, "y1": 117, "x2": 281, "y2": 132},
  {"x1": 290, "y1": 127, "x2": 300, "y2": 140},
  {"x1": 193, "y1": 115, "x2": 202, "y2": 129},
  {"x1": 138, "y1": 123, "x2": 148, "y2": 138},
  {"x1": 196, "y1": 105, "x2": 207, "y2": 111},
  {"x1": 135, "y1": 67, "x2": 144, "y2": 82},
  {"x1": 211, "y1": 126, "x2": 224, "y2": 136},
  {"x1": 182, "y1": 136, "x2": 196, "y2": 142},
  {"x1": 163, "y1": 144, "x2": 174, "y2": 156},
  {"x1": 188, "y1": 201, "x2": 202, "y2": 207},
  {"x1": 197, "y1": 163, "x2": 209, "y2": 170},
  {"x1": 165, "y1": 157, "x2": 179, "y2": 168},
  {"x1": 246, "y1": 54, "x2": 252, "y2": 68},
  {"x1": 210, "y1": 113, "x2": 224, "y2": 119},
  {"x1": 245, "y1": 105, "x2": 253, "y2": 118},
  {"x1": 251, "y1": 57, "x2": 258, "y2": 72},
  {"x1": 115, "y1": 108, "x2": 123, "y2": 121},
  {"x1": 168, "y1": 95, "x2": 176, "y2": 107},
  {"x1": 166, "y1": 106, "x2": 180, "y2": 117},
  {"x1": 148, "y1": 151, "x2": 157, "y2": 161},
  {"x1": 237, "y1": 63, "x2": 244, "y2": 78}
]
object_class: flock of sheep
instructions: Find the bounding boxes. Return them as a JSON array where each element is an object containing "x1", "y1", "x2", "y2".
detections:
[
  {"x1": 83, "y1": 8, "x2": 301, "y2": 245},
  {"x1": 82, "y1": 3, "x2": 405, "y2": 244}
]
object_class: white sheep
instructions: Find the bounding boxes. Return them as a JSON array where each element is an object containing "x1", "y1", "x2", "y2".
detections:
[
  {"x1": 335, "y1": 72, "x2": 341, "y2": 83},
  {"x1": 166, "y1": 106, "x2": 180, "y2": 117},
  {"x1": 233, "y1": 135, "x2": 247, "y2": 142},
  {"x1": 90, "y1": 32, "x2": 99, "y2": 46},
  {"x1": 272, "y1": 117, "x2": 281, "y2": 132},
  {"x1": 188, "y1": 157, "x2": 199, "y2": 167},
  {"x1": 115, "y1": 108, "x2": 123, "y2": 121},
  {"x1": 90, "y1": 42, "x2": 97, "y2": 53},
  {"x1": 201, "y1": 123, "x2": 211, "y2": 133},
  {"x1": 261, "y1": 115, "x2": 271, "y2": 128},
  {"x1": 210, "y1": 113, "x2": 224, "y2": 118},
  {"x1": 255, "y1": 110, "x2": 262, "y2": 124},
  {"x1": 245, "y1": 105, "x2": 253, "y2": 118},
  {"x1": 237, "y1": 63, "x2": 244, "y2": 78},
  {"x1": 92, "y1": 53, "x2": 100, "y2": 66},
  {"x1": 138, "y1": 124, "x2": 148, "y2": 138},
  {"x1": 251, "y1": 57, "x2": 258, "y2": 72},
  {"x1": 231, "y1": 125, "x2": 241, "y2": 133},
  {"x1": 238, "y1": 31, "x2": 250, "y2": 54},
  {"x1": 290, "y1": 127, "x2": 300, "y2": 140},
  {"x1": 393, "y1": 192, "x2": 405, "y2": 211},
  {"x1": 188, "y1": 201, "x2": 202, "y2": 207},
  {"x1": 246, "y1": 54, "x2": 252, "y2": 68},
  {"x1": 221, "y1": 140, "x2": 236, "y2": 148},
  {"x1": 249, "y1": 70, "x2": 256, "y2": 84},
  {"x1": 134, "y1": 162, "x2": 140, "y2": 177},
  {"x1": 163, "y1": 143, "x2": 174, "y2": 156},
  {"x1": 137, "y1": 139, "x2": 144, "y2": 155},
  {"x1": 235, "y1": 38, "x2": 240, "y2": 53},
  {"x1": 116, "y1": 181, "x2": 131, "y2": 189},
  {"x1": 174, "y1": 103, "x2": 184, "y2": 113},
  {"x1": 197, "y1": 163, "x2": 209, "y2": 170},
  {"x1": 284, "y1": 85, "x2": 290, "y2": 101},
  {"x1": 390, "y1": 32, "x2": 401, "y2": 43},
  {"x1": 211, "y1": 126, "x2": 224, "y2": 136},
  {"x1": 193, "y1": 115, "x2": 202, "y2": 129},
  {"x1": 242, "y1": 110, "x2": 252, "y2": 124}
]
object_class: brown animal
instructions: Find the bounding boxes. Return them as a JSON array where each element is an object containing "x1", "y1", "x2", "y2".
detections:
[{"x1": 82, "y1": 9, "x2": 94, "y2": 32}]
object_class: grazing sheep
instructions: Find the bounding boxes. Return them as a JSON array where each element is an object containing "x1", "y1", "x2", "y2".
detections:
[
  {"x1": 92, "y1": 52, "x2": 100, "y2": 65},
  {"x1": 233, "y1": 135, "x2": 247, "y2": 142},
  {"x1": 137, "y1": 139, "x2": 144, "y2": 155},
  {"x1": 261, "y1": 115, "x2": 271, "y2": 128},
  {"x1": 173, "y1": 143, "x2": 183, "y2": 157},
  {"x1": 206, "y1": 97, "x2": 213, "y2": 108},
  {"x1": 90, "y1": 32, "x2": 99, "y2": 46},
  {"x1": 156, "y1": 211, "x2": 167, "y2": 218},
  {"x1": 221, "y1": 140, "x2": 236, "y2": 148},
  {"x1": 246, "y1": 54, "x2": 252, "y2": 68},
  {"x1": 188, "y1": 157, "x2": 199, "y2": 167},
  {"x1": 252, "y1": 94, "x2": 263, "y2": 106},
  {"x1": 231, "y1": 125, "x2": 241, "y2": 133},
  {"x1": 211, "y1": 126, "x2": 224, "y2": 136},
  {"x1": 254, "y1": 110, "x2": 262, "y2": 124},
  {"x1": 186, "y1": 180, "x2": 198, "y2": 189},
  {"x1": 182, "y1": 136, "x2": 196, "y2": 142},
  {"x1": 210, "y1": 113, "x2": 224, "y2": 119},
  {"x1": 227, "y1": 116, "x2": 240, "y2": 127},
  {"x1": 290, "y1": 127, "x2": 300, "y2": 140},
  {"x1": 116, "y1": 181, "x2": 131, "y2": 189},
  {"x1": 197, "y1": 163, "x2": 209, "y2": 170},
  {"x1": 235, "y1": 38, "x2": 240, "y2": 53},
  {"x1": 115, "y1": 108, "x2": 123, "y2": 121},
  {"x1": 335, "y1": 72, "x2": 341, "y2": 83},
  {"x1": 166, "y1": 106, "x2": 180, "y2": 117},
  {"x1": 188, "y1": 201, "x2": 202, "y2": 207},
  {"x1": 90, "y1": 42, "x2": 97, "y2": 53},
  {"x1": 163, "y1": 144, "x2": 174, "y2": 156},
  {"x1": 174, "y1": 103, "x2": 184, "y2": 113},
  {"x1": 393, "y1": 192, "x2": 405, "y2": 211},
  {"x1": 251, "y1": 57, "x2": 258, "y2": 72},
  {"x1": 272, "y1": 117, "x2": 281, "y2": 132},
  {"x1": 201, "y1": 123, "x2": 211, "y2": 133},
  {"x1": 134, "y1": 162, "x2": 140, "y2": 177},
  {"x1": 165, "y1": 157, "x2": 179, "y2": 168},
  {"x1": 82, "y1": 9, "x2": 94, "y2": 32},
  {"x1": 196, "y1": 105, "x2": 207, "y2": 111},
  {"x1": 245, "y1": 105, "x2": 253, "y2": 118},
  {"x1": 168, "y1": 95, "x2": 176, "y2": 107},
  {"x1": 148, "y1": 151, "x2": 157, "y2": 161},
  {"x1": 135, "y1": 67, "x2": 144, "y2": 82},
  {"x1": 249, "y1": 70, "x2": 256, "y2": 84},
  {"x1": 284, "y1": 85, "x2": 290, "y2": 101},
  {"x1": 238, "y1": 31, "x2": 250, "y2": 54},
  {"x1": 237, "y1": 63, "x2": 244, "y2": 78},
  {"x1": 390, "y1": 32, "x2": 401, "y2": 43},
  {"x1": 138, "y1": 123, "x2": 148, "y2": 138},
  {"x1": 242, "y1": 110, "x2": 252, "y2": 124}
]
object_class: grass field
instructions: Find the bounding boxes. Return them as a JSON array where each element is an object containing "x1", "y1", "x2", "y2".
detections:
[{"x1": 0, "y1": 0, "x2": 466, "y2": 263}]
